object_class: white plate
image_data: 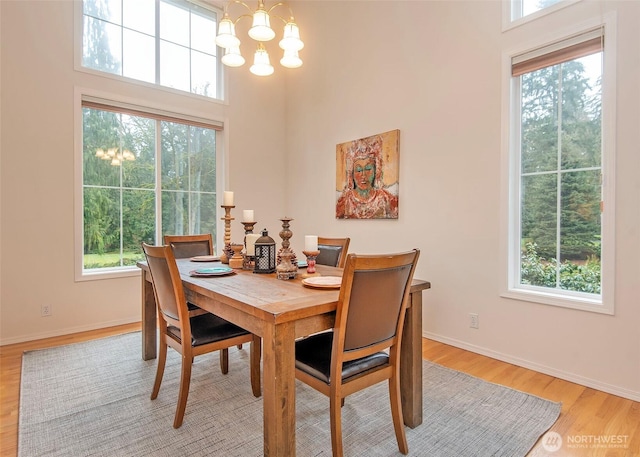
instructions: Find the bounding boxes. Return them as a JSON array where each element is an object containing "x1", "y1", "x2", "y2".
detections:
[
  {"x1": 302, "y1": 276, "x2": 342, "y2": 289},
  {"x1": 190, "y1": 255, "x2": 220, "y2": 262}
]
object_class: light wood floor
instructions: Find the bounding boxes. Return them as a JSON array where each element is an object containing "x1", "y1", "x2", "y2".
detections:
[{"x1": 1, "y1": 323, "x2": 638, "y2": 457}]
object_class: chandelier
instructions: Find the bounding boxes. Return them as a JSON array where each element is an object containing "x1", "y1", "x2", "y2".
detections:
[
  {"x1": 95, "y1": 147, "x2": 135, "y2": 166},
  {"x1": 215, "y1": 0, "x2": 304, "y2": 76}
]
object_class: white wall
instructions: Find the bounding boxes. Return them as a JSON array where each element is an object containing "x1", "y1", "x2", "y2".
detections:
[
  {"x1": 0, "y1": 1, "x2": 287, "y2": 342},
  {"x1": 284, "y1": 1, "x2": 640, "y2": 401},
  {"x1": 1, "y1": 0, "x2": 638, "y2": 401}
]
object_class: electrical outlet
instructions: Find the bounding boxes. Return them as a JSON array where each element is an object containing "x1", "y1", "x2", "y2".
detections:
[
  {"x1": 41, "y1": 304, "x2": 52, "y2": 317},
  {"x1": 469, "y1": 313, "x2": 479, "y2": 329}
]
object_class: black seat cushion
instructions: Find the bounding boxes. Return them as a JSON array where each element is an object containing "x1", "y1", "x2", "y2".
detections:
[
  {"x1": 295, "y1": 331, "x2": 389, "y2": 384},
  {"x1": 187, "y1": 302, "x2": 201, "y2": 311},
  {"x1": 168, "y1": 314, "x2": 250, "y2": 346}
]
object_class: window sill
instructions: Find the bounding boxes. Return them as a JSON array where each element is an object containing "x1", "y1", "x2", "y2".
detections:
[
  {"x1": 501, "y1": 287, "x2": 613, "y2": 315},
  {"x1": 75, "y1": 266, "x2": 140, "y2": 282}
]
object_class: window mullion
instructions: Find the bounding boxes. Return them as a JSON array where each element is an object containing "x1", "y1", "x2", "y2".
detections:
[
  {"x1": 155, "y1": 120, "x2": 163, "y2": 244},
  {"x1": 555, "y1": 66, "x2": 563, "y2": 288}
]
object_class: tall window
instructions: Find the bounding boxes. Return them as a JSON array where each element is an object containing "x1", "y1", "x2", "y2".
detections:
[
  {"x1": 81, "y1": 0, "x2": 221, "y2": 99},
  {"x1": 81, "y1": 98, "x2": 220, "y2": 273},
  {"x1": 505, "y1": 22, "x2": 616, "y2": 313}
]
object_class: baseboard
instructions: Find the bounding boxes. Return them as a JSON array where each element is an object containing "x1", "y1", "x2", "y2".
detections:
[
  {"x1": 0, "y1": 318, "x2": 140, "y2": 346},
  {"x1": 423, "y1": 331, "x2": 640, "y2": 402}
]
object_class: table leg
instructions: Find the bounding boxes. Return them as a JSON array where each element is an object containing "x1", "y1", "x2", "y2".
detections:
[
  {"x1": 262, "y1": 322, "x2": 296, "y2": 456},
  {"x1": 141, "y1": 269, "x2": 157, "y2": 360},
  {"x1": 400, "y1": 290, "x2": 423, "y2": 428}
]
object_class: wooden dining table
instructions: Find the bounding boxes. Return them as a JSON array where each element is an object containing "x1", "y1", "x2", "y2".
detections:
[{"x1": 137, "y1": 258, "x2": 430, "y2": 457}]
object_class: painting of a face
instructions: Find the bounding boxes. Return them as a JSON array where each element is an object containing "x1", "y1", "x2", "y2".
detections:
[
  {"x1": 335, "y1": 129, "x2": 400, "y2": 219},
  {"x1": 353, "y1": 158, "x2": 375, "y2": 192}
]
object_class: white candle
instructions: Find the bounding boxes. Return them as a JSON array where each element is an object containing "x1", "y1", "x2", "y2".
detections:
[
  {"x1": 242, "y1": 209, "x2": 254, "y2": 222},
  {"x1": 305, "y1": 235, "x2": 318, "y2": 252},
  {"x1": 223, "y1": 191, "x2": 234, "y2": 206},
  {"x1": 245, "y1": 233, "x2": 260, "y2": 256}
]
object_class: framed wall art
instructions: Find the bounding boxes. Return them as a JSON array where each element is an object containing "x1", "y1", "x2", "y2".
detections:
[{"x1": 335, "y1": 129, "x2": 399, "y2": 219}]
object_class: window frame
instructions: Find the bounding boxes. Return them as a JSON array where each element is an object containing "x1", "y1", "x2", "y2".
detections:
[
  {"x1": 502, "y1": 0, "x2": 582, "y2": 31},
  {"x1": 500, "y1": 13, "x2": 617, "y2": 314},
  {"x1": 74, "y1": 0, "x2": 226, "y2": 102},
  {"x1": 74, "y1": 87, "x2": 226, "y2": 282}
]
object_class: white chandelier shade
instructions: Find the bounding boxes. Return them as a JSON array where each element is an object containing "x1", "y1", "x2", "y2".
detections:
[
  {"x1": 216, "y1": 1, "x2": 304, "y2": 76},
  {"x1": 222, "y1": 46, "x2": 246, "y2": 67},
  {"x1": 250, "y1": 43, "x2": 275, "y2": 76}
]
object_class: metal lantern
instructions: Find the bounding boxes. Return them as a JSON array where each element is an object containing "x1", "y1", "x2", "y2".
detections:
[{"x1": 254, "y1": 229, "x2": 276, "y2": 273}]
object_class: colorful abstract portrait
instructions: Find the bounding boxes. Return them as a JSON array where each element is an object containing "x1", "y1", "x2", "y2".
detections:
[{"x1": 335, "y1": 129, "x2": 399, "y2": 219}]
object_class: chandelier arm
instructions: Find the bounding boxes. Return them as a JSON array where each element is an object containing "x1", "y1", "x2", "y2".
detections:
[
  {"x1": 227, "y1": 0, "x2": 254, "y2": 14},
  {"x1": 270, "y1": 13, "x2": 296, "y2": 25},
  {"x1": 231, "y1": 13, "x2": 254, "y2": 25},
  {"x1": 265, "y1": 2, "x2": 286, "y2": 14}
]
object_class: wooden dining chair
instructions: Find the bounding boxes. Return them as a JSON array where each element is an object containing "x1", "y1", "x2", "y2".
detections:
[
  {"x1": 163, "y1": 233, "x2": 244, "y2": 370},
  {"x1": 295, "y1": 249, "x2": 420, "y2": 457},
  {"x1": 316, "y1": 237, "x2": 351, "y2": 269},
  {"x1": 142, "y1": 243, "x2": 261, "y2": 429}
]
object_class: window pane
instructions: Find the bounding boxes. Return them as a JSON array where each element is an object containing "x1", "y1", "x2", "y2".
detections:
[
  {"x1": 160, "y1": 41, "x2": 191, "y2": 91},
  {"x1": 560, "y1": 170, "x2": 601, "y2": 264},
  {"x1": 83, "y1": 187, "x2": 120, "y2": 267},
  {"x1": 193, "y1": 192, "x2": 216, "y2": 235},
  {"x1": 522, "y1": 0, "x2": 561, "y2": 17},
  {"x1": 83, "y1": 16, "x2": 122, "y2": 75},
  {"x1": 191, "y1": 10, "x2": 217, "y2": 55},
  {"x1": 521, "y1": 173, "x2": 558, "y2": 260},
  {"x1": 123, "y1": 0, "x2": 155, "y2": 36},
  {"x1": 123, "y1": 29, "x2": 155, "y2": 83},
  {"x1": 521, "y1": 67, "x2": 559, "y2": 174},
  {"x1": 84, "y1": 0, "x2": 122, "y2": 24},
  {"x1": 162, "y1": 191, "x2": 216, "y2": 236},
  {"x1": 83, "y1": 108, "x2": 121, "y2": 186},
  {"x1": 120, "y1": 115, "x2": 156, "y2": 189},
  {"x1": 160, "y1": 1, "x2": 190, "y2": 47},
  {"x1": 122, "y1": 188, "x2": 155, "y2": 265},
  {"x1": 191, "y1": 50, "x2": 216, "y2": 97},
  {"x1": 162, "y1": 190, "x2": 189, "y2": 235},
  {"x1": 561, "y1": 55, "x2": 602, "y2": 170},
  {"x1": 161, "y1": 122, "x2": 189, "y2": 191},
  {"x1": 189, "y1": 127, "x2": 216, "y2": 192}
]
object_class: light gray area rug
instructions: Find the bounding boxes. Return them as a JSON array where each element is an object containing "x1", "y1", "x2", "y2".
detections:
[{"x1": 19, "y1": 332, "x2": 560, "y2": 457}]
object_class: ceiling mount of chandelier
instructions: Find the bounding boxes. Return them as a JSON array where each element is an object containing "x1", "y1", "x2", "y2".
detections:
[{"x1": 215, "y1": 0, "x2": 304, "y2": 76}]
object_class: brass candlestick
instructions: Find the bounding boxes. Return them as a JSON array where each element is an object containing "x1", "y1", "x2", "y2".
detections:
[
  {"x1": 301, "y1": 250, "x2": 320, "y2": 278},
  {"x1": 220, "y1": 205, "x2": 235, "y2": 264}
]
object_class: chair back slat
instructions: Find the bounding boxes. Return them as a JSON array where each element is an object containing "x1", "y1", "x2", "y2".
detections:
[
  {"x1": 317, "y1": 237, "x2": 351, "y2": 269},
  {"x1": 142, "y1": 244, "x2": 186, "y2": 323},
  {"x1": 164, "y1": 234, "x2": 213, "y2": 258},
  {"x1": 335, "y1": 250, "x2": 419, "y2": 358},
  {"x1": 344, "y1": 264, "x2": 413, "y2": 352}
]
